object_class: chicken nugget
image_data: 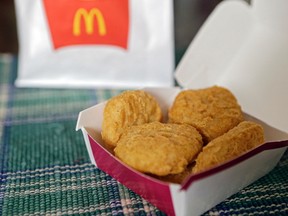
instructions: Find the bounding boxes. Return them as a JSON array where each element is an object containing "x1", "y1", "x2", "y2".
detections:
[
  {"x1": 169, "y1": 86, "x2": 244, "y2": 143},
  {"x1": 151, "y1": 162, "x2": 195, "y2": 184},
  {"x1": 192, "y1": 121, "x2": 265, "y2": 174},
  {"x1": 114, "y1": 122, "x2": 203, "y2": 176},
  {"x1": 101, "y1": 90, "x2": 162, "y2": 147}
]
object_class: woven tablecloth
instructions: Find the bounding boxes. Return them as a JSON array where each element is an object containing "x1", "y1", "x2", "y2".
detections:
[{"x1": 0, "y1": 54, "x2": 287, "y2": 216}]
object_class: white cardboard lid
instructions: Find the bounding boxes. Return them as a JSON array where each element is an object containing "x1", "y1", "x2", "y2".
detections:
[{"x1": 175, "y1": 0, "x2": 288, "y2": 132}]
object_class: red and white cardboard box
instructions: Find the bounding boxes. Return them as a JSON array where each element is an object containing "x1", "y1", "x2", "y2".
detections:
[{"x1": 76, "y1": 1, "x2": 288, "y2": 215}]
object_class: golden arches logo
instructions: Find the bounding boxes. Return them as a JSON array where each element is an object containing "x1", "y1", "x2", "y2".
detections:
[{"x1": 73, "y1": 8, "x2": 107, "y2": 36}]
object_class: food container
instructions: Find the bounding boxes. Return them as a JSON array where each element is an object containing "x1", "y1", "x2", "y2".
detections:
[{"x1": 76, "y1": 1, "x2": 288, "y2": 215}]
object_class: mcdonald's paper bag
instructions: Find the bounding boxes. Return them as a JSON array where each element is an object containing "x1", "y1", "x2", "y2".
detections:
[{"x1": 14, "y1": 0, "x2": 174, "y2": 88}]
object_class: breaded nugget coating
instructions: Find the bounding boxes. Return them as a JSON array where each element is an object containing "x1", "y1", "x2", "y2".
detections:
[
  {"x1": 101, "y1": 90, "x2": 162, "y2": 147},
  {"x1": 169, "y1": 86, "x2": 244, "y2": 143},
  {"x1": 151, "y1": 163, "x2": 195, "y2": 184},
  {"x1": 114, "y1": 122, "x2": 203, "y2": 176},
  {"x1": 192, "y1": 121, "x2": 265, "y2": 173}
]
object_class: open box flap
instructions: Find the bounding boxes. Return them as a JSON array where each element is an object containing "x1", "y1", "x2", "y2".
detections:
[{"x1": 175, "y1": 0, "x2": 288, "y2": 132}]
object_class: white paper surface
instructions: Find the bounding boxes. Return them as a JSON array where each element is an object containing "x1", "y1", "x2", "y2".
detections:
[
  {"x1": 15, "y1": 0, "x2": 174, "y2": 88},
  {"x1": 181, "y1": 147, "x2": 286, "y2": 216}
]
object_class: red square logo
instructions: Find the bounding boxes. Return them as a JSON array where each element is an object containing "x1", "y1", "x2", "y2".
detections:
[{"x1": 43, "y1": 0, "x2": 129, "y2": 49}]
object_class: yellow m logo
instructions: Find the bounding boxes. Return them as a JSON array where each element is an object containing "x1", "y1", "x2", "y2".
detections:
[{"x1": 73, "y1": 8, "x2": 107, "y2": 36}]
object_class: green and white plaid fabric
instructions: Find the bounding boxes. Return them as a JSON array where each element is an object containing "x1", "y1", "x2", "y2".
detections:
[{"x1": 0, "y1": 54, "x2": 287, "y2": 215}]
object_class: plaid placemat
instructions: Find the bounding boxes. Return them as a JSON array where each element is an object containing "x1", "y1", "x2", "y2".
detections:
[{"x1": 0, "y1": 54, "x2": 287, "y2": 215}]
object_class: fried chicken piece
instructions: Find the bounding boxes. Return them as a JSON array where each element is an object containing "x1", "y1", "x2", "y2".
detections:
[
  {"x1": 101, "y1": 90, "x2": 162, "y2": 147},
  {"x1": 193, "y1": 121, "x2": 265, "y2": 173},
  {"x1": 114, "y1": 122, "x2": 203, "y2": 176},
  {"x1": 169, "y1": 86, "x2": 244, "y2": 143},
  {"x1": 151, "y1": 162, "x2": 195, "y2": 184}
]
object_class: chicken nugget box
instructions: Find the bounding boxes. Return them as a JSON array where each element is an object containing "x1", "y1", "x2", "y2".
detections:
[{"x1": 76, "y1": 1, "x2": 288, "y2": 215}]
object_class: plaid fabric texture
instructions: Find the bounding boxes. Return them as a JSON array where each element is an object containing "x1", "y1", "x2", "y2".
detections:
[{"x1": 0, "y1": 54, "x2": 287, "y2": 215}]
